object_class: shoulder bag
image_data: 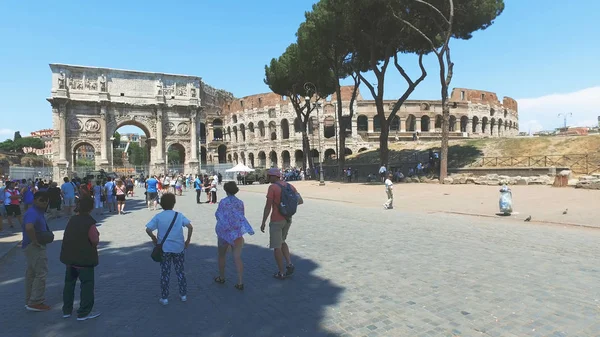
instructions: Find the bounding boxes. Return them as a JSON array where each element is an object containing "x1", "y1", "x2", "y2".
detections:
[
  {"x1": 37, "y1": 218, "x2": 54, "y2": 245},
  {"x1": 151, "y1": 212, "x2": 178, "y2": 263}
]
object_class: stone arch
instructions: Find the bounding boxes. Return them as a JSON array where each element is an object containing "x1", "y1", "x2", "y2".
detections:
[
  {"x1": 240, "y1": 124, "x2": 246, "y2": 142},
  {"x1": 498, "y1": 118, "x2": 503, "y2": 134},
  {"x1": 248, "y1": 122, "x2": 255, "y2": 134},
  {"x1": 257, "y1": 151, "x2": 267, "y2": 168},
  {"x1": 373, "y1": 115, "x2": 382, "y2": 132},
  {"x1": 199, "y1": 122, "x2": 207, "y2": 143},
  {"x1": 460, "y1": 116, "x2": 469, "y2": 132},
  {"x1": 281, "y1": 119, "x2": 290, "y2": 139},
  {"x1": 357, "y1": 115, "x2": 368, "y2": 132},
  {"x1": 200, "y1": 146, "x2": 207, "y2": 165},
  {"x1": 294, "y1": 118, "x2": 302, "y2": 133},
  {"x1": 406, "y1": 114, "x2": 416, "y2": 132},
  {"x1": 217, "y1": 144, "x2": 227, "y2": 163},
  {"x1": 490, "y1": 118, "x2": 496, "y2": 135},
  {"x1": 390, "y1": 115, "x2": 400, "y2": 131},
  {"x1": 232, "y1": 114, "x2": 238, "y2": 123},
  {"x1": 213, "y1": 118, "x2": 223, "y2": 140},
  {"x1": 269, "y1": 121, "x2": 277, "y2": 140},
  {"x1": 72, "y1": 141, "x2": 97, "y2": 170},
  {"x1": 248, "y1": 152, "x2": 255, "y2": 168},
  {"x1": 344, "y1": 148, "x2": 353, "y2": 155},
  {"x1": 324, "y1": 148, "x2": 336, "y2": 161},
  {"x1": 233, "y1": 152, "x2": 239, "y2": 164},
  {"x1": 240, "y1": 151, "x2": 246, "y2": 165},
  {"x1": 311, "y1": 149, "x2": 320, "y2": 163},
  {"x1": 294, "y1": 150, "x2": 304, "y2": 168},
  {"x1": 281, "y1": 150, "x2": 291, "y2": 168},
  {"x1": 166, "y1": 142, "x2": 186, "y2": 173},
  {"x1": 324, "y1": 116, "x2": 335, "y2": 138},
  {"x1": 232, "y1": 125, "x2": 238, "y2": 143},
  {"x1": 421, "y1": 115, "x2": 431, "y2": 132},
  {"x1": 227, "y1": 126, "x2": 232, "y2": 142},
  {"x1": 472, "y1": 116, "x2": 479, "y2": 133},
  {"x1": 490, "y1": 108, "x2": 495, "y2": 116},
  {"x1": 434, "y1": 114, "x2": 443, "y2": 130},
  {"x1": 449, "y1": 115, "x2": 457, "y2": 132},
  {"x1": 269, "y1": 150, "x2": 278, "y2": 167},
  {"x1": 227, "y1": 153, "x2": 232, "y2": 163},
  {"x1": 258, "y1": 121, "x2": 265, "y2": 138},
  {"x1": 482, "y1": 117, "x2": 488, "y2": 134},
  {"x1": 358, "y1": 147, "x2": 368, "y2": 153}
]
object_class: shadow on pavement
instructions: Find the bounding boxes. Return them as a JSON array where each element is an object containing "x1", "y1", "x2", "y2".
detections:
[{"x1": 0, "y1": 238, "x2": 345, "y2": 337}]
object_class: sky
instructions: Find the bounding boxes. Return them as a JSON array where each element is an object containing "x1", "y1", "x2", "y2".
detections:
[{"x1": 0, "y1": 0, "x2": 599, "y2": 139}]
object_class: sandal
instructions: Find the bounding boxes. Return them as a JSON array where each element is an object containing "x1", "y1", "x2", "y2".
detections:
[
  {"x1": 234, "y1": 284, "x2": 244, "y2": 291},
  {"x1": 273, "y1": 272, "x2": 286, "y2": 280},
  {"x1": 285, "y1": 264, "x2": 295, "y2": 277},
  {"x1": 214, "y1": 276, "x2": 226, "y2": 284}
]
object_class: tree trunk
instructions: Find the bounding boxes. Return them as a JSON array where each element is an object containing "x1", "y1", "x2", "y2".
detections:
[
  {"x1": 375, "y1": 100, "x2": 390, "y2": 167},
  {"x1": 336, "y1": 86, "x2": 345, "y2": 180},
  {"x1": 439, "y1": 84, "x2": 450, "y2": 182},
  {"x1": 301, "y1": 131, "x2": 313, "y2": 176}
]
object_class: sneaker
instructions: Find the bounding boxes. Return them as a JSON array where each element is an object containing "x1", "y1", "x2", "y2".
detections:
[
  {"x1": 26, "y1": 303, "x2": 51, "y2": 312},
  {"x1": 63, "y1": 314, "x2": 71, "y2": 318},
  {"x1": 77, "y1": 312, "x2": 101, "y2": 321},
  {"x1": 180, "y1": 295, "x2": 187, "y2": 302},
  {"x1": 159, "y1": 298, "x2": 168, "y2": 306}
]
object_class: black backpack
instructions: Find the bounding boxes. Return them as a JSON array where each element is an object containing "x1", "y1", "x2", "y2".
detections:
[{"x1": 275, "y1": 182, "x2": 299, "y2": 219}]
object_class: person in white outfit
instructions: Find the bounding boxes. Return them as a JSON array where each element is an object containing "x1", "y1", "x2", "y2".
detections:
[{"x1": 383, "y1": 173, "x2": 394, "y2": 210}]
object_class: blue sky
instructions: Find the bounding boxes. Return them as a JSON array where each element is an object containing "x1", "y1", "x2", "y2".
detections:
[{"x1": 1, "y1": 0, "x2": 599, "y2": 139}]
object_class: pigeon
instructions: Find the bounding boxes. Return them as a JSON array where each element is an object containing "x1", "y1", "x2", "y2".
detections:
[
  {"x1": 562, "y1": 208, "x2": 568, "y2": 215},
  {"x1": 524, "y1": 216, "x2": 532, "y2": 222}
]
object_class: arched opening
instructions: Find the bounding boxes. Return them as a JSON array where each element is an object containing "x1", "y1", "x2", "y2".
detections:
[
  {"x1": 166, "y1": 143, "x2": 185, "y2": 174},
  {"x1": 73, "y1": 142, "x2": 96, "y2": 172},
  {"x1": 217, "y1": 144, "x2": 227, "y2": 163},
  {"x1": 240, "y1": 124, "x2": 246, "y2": 142},
  {"x1": 389, "y1": 115, "x2": 400, "y2": 131},
  {"x1": 213, "y1": 118, "x2": 223, "y2": 140},
  {"x1": 294, "y1": 118, "x2": 302, "y2": 133},
  {"x1": 449, "y1": 115, "x2": 457, "y2": 132},
  {"x1": 460, "y1": 116, "x2": 468, "y2": 133},
  {"x1": 344, "y1": 148, "x2": 352, "y2": 155},
  {"x1": 232, "y1": 126, "x2": 238, "y2": 143},
  {"x1": 406, "y1": 114, "x2": 416, "y2": 132},
  {"x1": 258, "y1": 151, "x2": 266, "y2": 168},
  {"x1": 498, "y1": 118, "x2": 503, "y2": 135},
  {"x1": 341, "y1": 116, "x2": 352, "y2": 136},
  {"x1": 281, "y1": 119, "x2": 290, "y2": 139},
  {"x1": 324, "y1": 148, "x2": 336, "y2": 161},
  {"x1": 248, "y1": 122, "x2": 255, "y2": 134},
  {"x1": 258, "y1": 121, "x2": 265, "y2": 138},
  {"x1": 357, "y1": 115, "x2": 368, "y2": 132},
  {"x1": 227, "y1": 126, "x2": 232, "y2": 142},
  {"x1": 434, "y1": 114, "x2": 443, "y2": 130},
  {"x1": 490, "y1": 118, "x2": 496, "y2": 135},
  {"x1": 268, "y1": 122, "x2": 277, "y2": 140},
  {"x1": 199, "y1": 122, "x2": 207, "y2": 144},
  {"x1": 308, "y1": 117, "x2": 316, "y2": 135},
  {"x1": 112, "y1": 123, "x2": 151, "y2": 175},
  {"x1": 200, "y1": 146, "x2": 207, "y2": 165},
  {"x1": 282, "y1": 150, "x2": 291, "y2": 168},
  {"x1": 240, "y1": 152, "x2": 246, "y2": 165},
  {"x1": 482, "y1": 117, "x2": 488, "y2": 134},
  {"x1": 232, "y1": 115, "x2": 238, "y2": 123},
  {"x1": 373, "y1": 115, "x2": 382, "y2": 132},
  {"x1": 358, "y1": 147, "x2": 368, "y2": 153},
  {"x1": 227, "y1": 154, "x2": 232, "y2": 163},
  {"x1": 233, "y1": 152, "x2": 239, "y2": 164},
  {"x1": 472, "y1": 116, "x2": 479, "y2": 133},
  {"x1": 421, "y1": 115, "x2": 431, "y2": 132},
  {"x1": 294, "y1": 150, "x2": 304, "y2": 168},
  {"x1": 311, "y1": 149, "x2": 320, "y2": 164},
  {"x1": 248, "y1": 153, "x2": 255, "y2": 168},
  {"x1": 269, "y1": 150, "x2": 278, "y2": 167},
  {"x1": 324, "y1": 116, "x2": 335, "y2": 138}
]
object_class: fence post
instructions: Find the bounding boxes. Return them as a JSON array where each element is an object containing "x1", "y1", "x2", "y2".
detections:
[
  {"x1": 528, "y1": 156, "x2": 531, "y2": 167},
  {"x1": 544, "y1": 156, "x2": 547, "y2": 167},
  {"x1": 586, "y1": 154, "x2": 589, "y2": 174}
]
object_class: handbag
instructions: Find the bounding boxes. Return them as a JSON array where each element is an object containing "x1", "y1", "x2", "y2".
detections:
[
  {"x1": 36, "y1": 220, "x2": 54, "y2": 245},
  {"x1": 151, "y1": 212, "x2": 178, "y2": 263}
]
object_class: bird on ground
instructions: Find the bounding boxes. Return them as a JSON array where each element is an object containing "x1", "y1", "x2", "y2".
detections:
[
  {"x1": 562, "y1": 208, "x2": 568, "y2": 215},
  {"x1": 524, "y1": 216, "x2": 532, "y2": 222}
]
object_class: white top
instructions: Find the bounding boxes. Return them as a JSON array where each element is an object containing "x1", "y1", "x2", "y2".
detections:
[
  {"x1": 384, "y1": 178, "x2": 393, "y2": 191},
  {"x1": 379, "y1": 166, "x2": 387, "y2": 174},
  {"x1": 146, "y1": 210, "x2": 191, "y2": 254},
  {"x1": 213, "y1": 175, "x2": 218, "y2": 182},
  {"x1": 4, "y1": 189, "x2": 18, "y2": 205}
]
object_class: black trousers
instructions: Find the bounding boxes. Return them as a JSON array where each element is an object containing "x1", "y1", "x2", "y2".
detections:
[
  {"x1": 211, "y1": 191, "x2": 217, "y2": 203},
  {"x1": 62, "y1": 266, "x2": 95, "y2": 317},
  {"x1": 196, "y1": 189, "x2": 202, "y2": 203}
]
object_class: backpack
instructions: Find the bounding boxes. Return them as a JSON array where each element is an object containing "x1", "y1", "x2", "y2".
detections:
[{"x1": 275, "y1": 182, "x2": 299, "y2": 219}]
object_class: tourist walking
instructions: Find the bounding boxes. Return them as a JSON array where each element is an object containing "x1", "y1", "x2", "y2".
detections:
[
  {"x1": 194, "y1": 175, "x2": 202, "y2": 204},
  {"x1": 4, "y1": 181, "x2": 22, "y2": 228},
  {"x1": 60, "y1": 177, "x2": 77, "y2": 217},
  {"x1": 261, "y1": 168, "x2": 303, "y2": 280},
  {"x1": 114, "y1": 180, "x2": 127, "y2": 215},
  {"x1": 210, "y1": 178, "x2": 218, "y2": 204},
  {"x1": 92, "y1": 181, "x2": 103, "y2": 216},
  {"x1": 21, "y1": 181, "x2": 36, "y2": 212},
  {"x1": 214, "y1": 182, "x2": 254, "y2": 290},
  {"x1": 22, "y1": 191, "x2": 52, "y2": 311},
  {"x1": 145, "y1": 175, "x2": 159, "y2": 211},
  {"x1": 47, "y1": 182, "x2": 62, "y2": 219},
  {"x1": 60, "y1": 197, "x2": 101, "y2": 321},
  {"x1": 103, "y1": 178, "x2": 116, "y2": 213},
  {"x1": 145, "y1": 193, "x2": 193, "y2": 305},
  {"x1": 383, "y1": 173, "x2": 394, "y2": 210}
]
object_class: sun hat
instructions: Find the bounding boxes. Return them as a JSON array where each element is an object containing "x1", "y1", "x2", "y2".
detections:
[{"x1": 267, "y1": 168, "x2": 281, "y2": 177}]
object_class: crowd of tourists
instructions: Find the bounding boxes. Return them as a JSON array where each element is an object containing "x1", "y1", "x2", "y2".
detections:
[{"x1": 11, "y1": 167, "x2": 303, "y2": 322}]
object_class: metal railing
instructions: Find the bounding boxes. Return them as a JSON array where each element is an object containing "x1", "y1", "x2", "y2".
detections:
[{"x1": 461, "y1": 154, "x2": 600, "y2": 175}]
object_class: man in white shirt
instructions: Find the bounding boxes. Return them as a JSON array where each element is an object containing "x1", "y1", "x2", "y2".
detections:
[
  {"x1": 379, "y1": 165, "x2": 387, "y2": 183},
  {"x1": 383, "y1": 173, "x2": 394, "y2": 210}
]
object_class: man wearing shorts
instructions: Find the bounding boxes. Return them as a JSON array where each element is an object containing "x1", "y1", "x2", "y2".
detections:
[
  {"x1": 60, "y1": 177, "x2": 76, "y2": 216},
  {"x1": 261, "y1": 168, "x2": 303, "y2": 280},
  {"x1": 4, "y1": 181, "x2": 22, "y2": 228},
  {"x1": 104, "y1": 178, "x2": 116, "y2": 213},
  {"x1": 145, "y1": 175, "x2": 159, "y2": 211}
]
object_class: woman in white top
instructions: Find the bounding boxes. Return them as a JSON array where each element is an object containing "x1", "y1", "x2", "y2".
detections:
[
  {"x1": 92, "y1": 180, "x2": 103, "y2": 216},
  {"x1": 145, "y1": 193, "x2": 193, "y2": 305}
]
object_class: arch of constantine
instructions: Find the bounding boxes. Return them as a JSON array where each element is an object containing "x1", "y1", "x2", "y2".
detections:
[{"x1": 48, "y1": 64, "x2": 231, "y2": 180}]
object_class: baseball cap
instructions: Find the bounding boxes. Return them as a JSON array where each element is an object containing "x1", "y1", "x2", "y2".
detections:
[{"x1": 267, "y1": 168, "x2": 281, "y2": 177}]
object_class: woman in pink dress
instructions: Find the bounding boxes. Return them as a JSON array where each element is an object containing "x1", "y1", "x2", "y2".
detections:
[{"x1": 214, "y1": 181, "x2": 254, "y2": 290}]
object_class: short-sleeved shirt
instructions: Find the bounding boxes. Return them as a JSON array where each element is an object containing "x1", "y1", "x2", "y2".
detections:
[
  {"x1": 385, "y1": 179, "x2": 393, "y2": 191},
  {"x1": 22, "y1": 206, "x2": 48, "y2": 249},
  {"x1": 104, "y1": 182, "x2": 115, "y2": 196},
  {"x1": 266, "y1": 182, "x2": 298, "y2": 222},
  {"x1": 194, "y1": 178, "x2": 202, "y2": 190},
  {"x1": 146, "y1": 178, "x2": 158, "y2": 193},
  {"x1": 4, "y1": 189, "x2": 19, "y2": 206},
  {"x1": 145, "y1": 210, "x2": 191, "y2": 254},
  {"x1": 61, "y1": 182, "x2": 76, "y2": 199}
]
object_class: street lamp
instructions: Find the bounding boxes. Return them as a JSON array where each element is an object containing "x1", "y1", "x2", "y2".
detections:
[
  {"x1": 304, "y1": 82, "x2": 325, "y2": 186},
  {"x1": 557, "y1": 112, "x2": 572, "y2": 129},
  {"x1": 109, "y1": 137, "x2": 115, "y2": 172}
]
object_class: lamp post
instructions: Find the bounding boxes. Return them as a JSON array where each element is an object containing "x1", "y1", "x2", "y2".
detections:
[
  {"x1": 557, "y1": 112, "x2": 572, "y2": 129},
  {"x1": 109, "y1": 137, "x2": 115, "y2": 172},
  {"x1": 304, "y1": 82, "x2": 325, "y2": 186}
]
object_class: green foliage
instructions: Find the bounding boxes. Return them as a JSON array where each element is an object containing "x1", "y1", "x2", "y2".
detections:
[
  {"x1": 0, "y1": 137, "x2": 44, "y2": 153},
  {"x1": 112, "y1": 132, "x2": 121, "y2": 149},
  {"x1": 76, "y1": 159, "x2": 95, "y2": 167},
  {"x1": 113, "y1": 149, "x2": 124, "y2": 166},
  {"x1": 167, "y1": 149, "x2": 181, "y2": 164},
  {"x1": 13, "y1": 131, "x2": 22, "y2": 141},
  {"x1": 127, "y1": 142, "x2": 149, "y2": 166}
]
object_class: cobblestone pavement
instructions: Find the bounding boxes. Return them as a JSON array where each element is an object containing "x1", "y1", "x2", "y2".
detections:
[{"x1": 0, "y1": 186, "x2": 599, "y2": 337}]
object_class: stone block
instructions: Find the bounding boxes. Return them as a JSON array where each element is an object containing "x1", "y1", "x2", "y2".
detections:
[
  {"x1": 443, "y1": 177, "x2": 454, "y2": 184},
  {"x1": 559, "y1": 170, "x2": 572, "y2": 178},
  {"x1": 486, "y1": 180, "x2": 500, "y2": 186},
  {"x1": 568, "y1": 178, "x2": 579, "y2": 186},
  {"x1": 516, "y1": 178, "x2": 528, "y2": 185},
  {"x1": 576, "y1": 180, "x2": 600, "y2": 189},
  {"x1": 465, "y1": 177, "x2": 476, "y2": 184}
]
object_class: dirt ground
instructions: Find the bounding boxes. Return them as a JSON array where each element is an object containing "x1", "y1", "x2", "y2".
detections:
[{"x1": 244, "y1": 180, "x2": 600, "y2": 229}]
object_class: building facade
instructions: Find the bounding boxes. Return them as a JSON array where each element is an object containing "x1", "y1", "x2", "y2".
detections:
[
  {"x1": 23, "y1": 129, "x2": 54, "y2": 159},
  {"x1": 204, "y1": 87, "x2": 519, "y2": 169}
]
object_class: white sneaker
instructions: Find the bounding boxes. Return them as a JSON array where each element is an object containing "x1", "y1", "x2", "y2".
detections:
[
  {"x1": 180, "y1": 295, "x2": 187, "y2": 302},
  {"x1": 77, "y1": 312, "x2": 101, "y2": 321},
  {"x1": 159, "y1": 298, "x2": 168, "y2": 306},
  {"x1": 63, "y1": 314, "x2": 71, "y2": 318}
]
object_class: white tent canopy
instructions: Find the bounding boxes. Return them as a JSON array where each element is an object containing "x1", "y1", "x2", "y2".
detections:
[{"x1": 225, "y1": 163, "x2": 255, "y2": 173}]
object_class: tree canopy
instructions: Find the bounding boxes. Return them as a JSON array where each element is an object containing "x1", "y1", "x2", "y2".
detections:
[{"x1": 0, "y1": 137, "x2": 44, "y2": 153}]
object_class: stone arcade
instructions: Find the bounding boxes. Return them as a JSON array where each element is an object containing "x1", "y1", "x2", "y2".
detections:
[{"x1": 48, "y1": 64, "x2": 231, "y2": 180}]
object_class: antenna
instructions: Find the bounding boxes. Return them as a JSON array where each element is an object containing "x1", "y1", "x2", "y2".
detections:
[{"x1": 557, "y1": 112, "x2": 572, "y2": 129}]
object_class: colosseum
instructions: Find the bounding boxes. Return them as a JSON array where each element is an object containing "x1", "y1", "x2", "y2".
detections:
[{"x1": 201, "y1": 87, "x2": 519, "y2": 169}]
